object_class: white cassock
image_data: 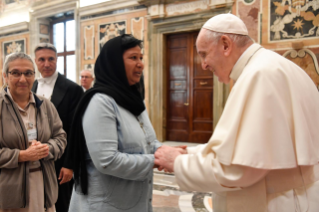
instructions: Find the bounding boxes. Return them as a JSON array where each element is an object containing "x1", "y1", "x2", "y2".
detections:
[{"x1": 174, "y1": 43, "x2": 319, "y2": 212}]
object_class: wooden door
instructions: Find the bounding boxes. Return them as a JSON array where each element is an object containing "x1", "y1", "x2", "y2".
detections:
[{"x1": 166, "y1": 32, "x2": 214, "y2": 143}]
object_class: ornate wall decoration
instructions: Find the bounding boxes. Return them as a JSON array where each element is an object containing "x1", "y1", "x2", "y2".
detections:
[
  {"x1": 39, "y1": 24, "x2": 49, "y2": 35},
  {"x1": 131, "y1": 17, "x2": 144, "y2": 41},
  {"x1": 237, "y1": 0, "x2": 261, "y2": 43},
  {"x1": 99, "y1": 21, "x2": 126, "y2": 51},
  {"x1": 84, "y1": 64, "x2": 94, "y2": 71},
  {"x1": 270, "y1": 0, "x2": 319, "y2": 41},
  {"x1": 84, "y1": 25, "x2": 94, "y2": 60},
  {"x1": 1, "y1": 0, "x2": 29, "y2": 11},
  {"x1": 131, "y1": 17, "x2": 144, "y2": 53},
  {"x1": 244, "y1": 0, "x2": 255, "y2": 3},
  {"x1": 2, "y1": 39, "x2": 25, "y2": 63},
  {"x1": 40, "y1": 37, "x2": 49, "y2": 43},
  {"x1": 283, "y1": 49, "x2": 319, "y2": 88}
]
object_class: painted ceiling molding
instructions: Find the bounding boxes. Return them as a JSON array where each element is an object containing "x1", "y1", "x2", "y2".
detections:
[
  {"x1": 79, "y1": 0, "x2": 140, "y2": 17},
  {"x1": 0, "y1": 22, "x2": 29, "y2": 36},
  {"x1": 30, "y1": 0, "x2": 77, "y2": 18},
  {"x1": 139, "y1": 0, "x2": 233, "y2": 8}
]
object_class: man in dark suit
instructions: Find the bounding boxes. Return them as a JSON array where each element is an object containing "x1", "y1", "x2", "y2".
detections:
[{"x1": 32, "y1": 43, "x2": 83, "y2": 212}]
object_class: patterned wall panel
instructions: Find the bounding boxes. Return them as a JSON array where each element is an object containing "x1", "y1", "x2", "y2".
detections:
[
  {"x1": 283, "y1": 49, "x2": 319, "y2": 88},
  {"x1": 84, "y1": 63, "x2": 95, "y2": 71},
  {"x1": 2, "y1": 39, "x2": 26, "y2": 64},
  {"x1": 99, "y1": 21, "x2": 126, "y2": 51},
  {"x1": 131, "y1": 17, "x2": 144, "y2": 41},
  {"x1": 84, "y1": 25, "x2": 95, "y2": 60},
  {"x1": 237, "y1": 0, "x2": 261, "y2": 43},
  {"x1": 270, "y1": 0, "x2": 319, "y2": 41}
]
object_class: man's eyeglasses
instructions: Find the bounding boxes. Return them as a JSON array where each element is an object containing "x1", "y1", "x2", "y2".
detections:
[
  {"x1": 81, "y1": 76, "x2": 92, "y2": 79},
  {"x1": 9, "y1": 71, "x2": 35, "y2": 78}
]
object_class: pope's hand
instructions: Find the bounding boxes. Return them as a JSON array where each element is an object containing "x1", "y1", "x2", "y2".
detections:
[{"x1": 154, "y1": 145, "x2": 182, "y2": 172}]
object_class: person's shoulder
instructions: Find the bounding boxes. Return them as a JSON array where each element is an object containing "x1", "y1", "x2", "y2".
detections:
[
  {"x1": 87, "y1": 93, "x2": 118, "y2": 113},
  {"x1": 92, "y1": 93, "x2": 116, "y2": 104},
  {"x1": 64, "y1": 77, "x2": 81, "y2": 88},
  {"x1": 57, "y1": 74, "x2": 83, "y2": 93}
]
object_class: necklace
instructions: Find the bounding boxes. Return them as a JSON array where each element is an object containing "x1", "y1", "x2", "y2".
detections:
[
  {"x1": 136, "y1": 117, "x2": 146, "y2": 134},
  {"x1": 26, "y1": 106, "x2": 34, "y2": 130}
]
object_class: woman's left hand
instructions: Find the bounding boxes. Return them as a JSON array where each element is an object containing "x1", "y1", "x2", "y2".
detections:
[{"x1": 59, "y1": 168, "x2": 74, "y2": 185}]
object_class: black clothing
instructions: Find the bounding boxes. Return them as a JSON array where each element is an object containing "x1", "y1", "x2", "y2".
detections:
[
  {"x1": 66, "y1": 35, "x2": 145, "y2": 194},
  {"x1": 32, "y1": 73, "x2": 83, "y2": 212}
]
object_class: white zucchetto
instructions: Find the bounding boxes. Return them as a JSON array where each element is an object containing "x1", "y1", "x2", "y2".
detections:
[{"x1": 202, "y1": 13, "x2": 248, "y2": 36}]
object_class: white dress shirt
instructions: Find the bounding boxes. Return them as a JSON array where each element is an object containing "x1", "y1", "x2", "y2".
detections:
[{"x1": 36, "y1": 71, "x2": 58, "y2": 100}]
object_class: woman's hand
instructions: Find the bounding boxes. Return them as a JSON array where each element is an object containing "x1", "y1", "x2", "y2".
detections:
[
  {"x1": 18, "y1": 140, "x2": 49, "y2": 162},
  {"x1": 59, "y1": 168, "x2": 74, "y2": 185},
  {"x1": 173, "y1": 145, "x2": 188, "y2": 154}
]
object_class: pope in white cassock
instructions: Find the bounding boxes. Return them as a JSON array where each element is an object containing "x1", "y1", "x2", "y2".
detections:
[{"x1": 154, "y1": 14, "x2": 319, "y2": 212}]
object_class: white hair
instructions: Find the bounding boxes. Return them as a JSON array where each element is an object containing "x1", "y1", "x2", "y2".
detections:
[
  {"x1": 81, "y1": 69, "x2": 94, "y2": 78},
  {"x1": 3, "y1": 52, "x2": 34, "y2": 76},
  {"x1": 2, "y1": 52, "x2": 35, "y2": 88},
  {"x1": 205, "y1": 30, "x2": 253, "y2": 48}
]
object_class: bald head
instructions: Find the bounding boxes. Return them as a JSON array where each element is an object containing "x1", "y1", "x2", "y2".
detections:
[{"x1": 80, "y1": 70, "x2": 94, "y2": 90}]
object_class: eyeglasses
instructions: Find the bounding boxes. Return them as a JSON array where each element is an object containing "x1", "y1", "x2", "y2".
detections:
[
  {"x1": 81, "y1": 76, "x2": 92, "y2": 79},
  {"x1": 8, "y1": 71, "x2": 35, "y2": 78}
]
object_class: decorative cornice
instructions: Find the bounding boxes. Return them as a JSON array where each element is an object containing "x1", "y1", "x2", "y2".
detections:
[
  {"x1": 30, "y1": 0, "x2": 78, "y2": 18},
  {"x1": 79, "y1": 0, "x2": 140, "y2": 17},
  {"x1": 0, "y1": 22, "x2": 29, "y2": 36},
  {"x1": 209, "y1": 0, "x2": 234, "y2": 9},
  {"x1": 138, "y1": 0, "x2": 186, "y2": 6}
]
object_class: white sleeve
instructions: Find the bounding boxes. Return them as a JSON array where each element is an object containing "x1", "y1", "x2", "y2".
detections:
[
  {"x1": 174, "y1": 152, "x2": 269, "y2": 193},
  {"x1": 187, "y1": 144, "x2": 207, "y2": 154}
]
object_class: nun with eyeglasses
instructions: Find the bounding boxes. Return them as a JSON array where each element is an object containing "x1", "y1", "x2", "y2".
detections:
[{"x1": 0, "y1": 52, "x2": 66, "y2": 212}]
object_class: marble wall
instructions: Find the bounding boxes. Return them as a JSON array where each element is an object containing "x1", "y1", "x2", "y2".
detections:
[
  {"x1": 234, "y1": 0, "x2": 319, "y2": 88},
  {"x1": 80, "y1": 8, "x2": 149, "y2": 107}
]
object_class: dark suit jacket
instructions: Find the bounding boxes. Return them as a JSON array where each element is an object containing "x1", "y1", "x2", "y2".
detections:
[{"x1": 32, "y1": 73, "x2": 83, "y2": 170}]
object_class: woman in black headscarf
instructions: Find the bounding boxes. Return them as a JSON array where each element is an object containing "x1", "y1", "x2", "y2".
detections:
[{"x1": 67, "y1": 35, "x2": 162, "y2": 212}]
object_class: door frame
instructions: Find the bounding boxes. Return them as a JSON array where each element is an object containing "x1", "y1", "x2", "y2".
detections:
[{"x1": 148, "y1": 9, "x2": 231, "y2": 142}]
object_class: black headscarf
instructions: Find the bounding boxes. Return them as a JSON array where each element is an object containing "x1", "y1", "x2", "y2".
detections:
[{"x1": 67, "y1": 35, "x2": 145, "y2": 194}]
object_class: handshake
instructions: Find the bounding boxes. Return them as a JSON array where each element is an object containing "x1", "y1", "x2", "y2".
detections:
[{"x1": 154, "y1": 145, "x2": 188, "y2": 173}]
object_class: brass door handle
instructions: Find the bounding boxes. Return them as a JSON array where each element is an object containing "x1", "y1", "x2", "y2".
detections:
[
  {"x1": 184, "y1": 103, "x2": 189, "y2": 106},
  {"x1": 200, "y1": 81, "x2": 208, "y2": 85},
  {"x1": 175, "y1": 83, "x2": 181, "y2": 86}
]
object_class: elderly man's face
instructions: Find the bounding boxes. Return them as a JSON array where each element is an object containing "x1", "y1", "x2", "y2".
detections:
[
  {"x1": 196, "y1": 29, "x2": 231, "y2": 84},
  {"x1": 80, "y1": 70, "x2": 94, "y2": 90}
]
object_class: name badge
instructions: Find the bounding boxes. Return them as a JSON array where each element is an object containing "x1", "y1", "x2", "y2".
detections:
[{"x1": 27, "y1": 128, "x2": 37, "y2": 142}]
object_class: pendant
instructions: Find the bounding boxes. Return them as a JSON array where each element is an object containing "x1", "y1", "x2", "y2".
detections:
[{"x1": 28, "y1": 122, "x2": 33, "y2": 129}]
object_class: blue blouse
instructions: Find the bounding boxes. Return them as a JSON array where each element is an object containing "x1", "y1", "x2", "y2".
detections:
[{"x1": 69, "y1": 93, "x2": 162, "y2": 212}]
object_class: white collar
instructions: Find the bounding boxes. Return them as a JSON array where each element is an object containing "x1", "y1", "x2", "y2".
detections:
[
  {"x1": 38, "y1": 70, "x2": 58, "y2": 84},
  {"x1": 230, "y1": 43, "x2": 262, "y2": 81}
]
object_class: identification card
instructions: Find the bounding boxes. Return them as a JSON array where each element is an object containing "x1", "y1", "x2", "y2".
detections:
[{"x1": 27, "y1": 128, "x2": 37, "y2": 142}]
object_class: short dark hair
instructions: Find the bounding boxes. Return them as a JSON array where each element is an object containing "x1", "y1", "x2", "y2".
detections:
[{"x1": 121, "y1": 34, "x2": 143, "y2": 52}]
